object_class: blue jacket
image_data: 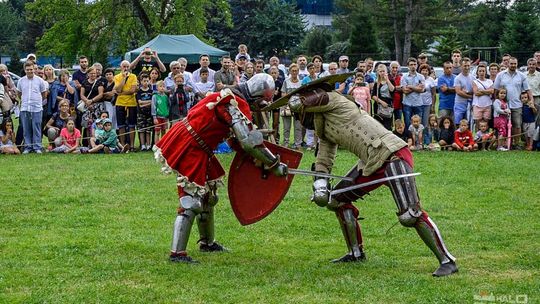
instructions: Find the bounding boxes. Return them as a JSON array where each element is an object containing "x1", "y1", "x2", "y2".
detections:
[{"x1": 49, "y1": 80, "x2": 79, "y2": 115}]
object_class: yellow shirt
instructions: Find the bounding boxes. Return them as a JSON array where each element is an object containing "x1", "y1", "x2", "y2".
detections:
[{"x1": 114, "y1": 73, "x2": 138, "y2": 107}]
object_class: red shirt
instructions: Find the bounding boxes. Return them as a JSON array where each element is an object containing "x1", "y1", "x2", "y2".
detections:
[
  {"x1": 60, "y1": 127, "x2": 81, "y2": 148},
  {"x1": 454, "y1": 129, "x2": 475, "y2": 148}
]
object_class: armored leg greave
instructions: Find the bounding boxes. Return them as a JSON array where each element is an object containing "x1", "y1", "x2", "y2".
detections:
[
  {"x1": 385, "y1": 159, "x2": 455, "y2": 264},
  {"x1": 171, "y1": 209, "x2": 196, "y2": 254},
  {"x1": 335, "y1": 204, "x2": 364, "y2": 258},
  {"x1": 197, "y1": 202, "x2": 215, "y2": 245},
  {"x1": 415, "y1": 212, "x2": 456, "y2": 264}
]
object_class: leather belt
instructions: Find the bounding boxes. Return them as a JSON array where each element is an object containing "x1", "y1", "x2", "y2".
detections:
[{"x1": 181, "y1": 119, "x2": 214, "y2": 156}]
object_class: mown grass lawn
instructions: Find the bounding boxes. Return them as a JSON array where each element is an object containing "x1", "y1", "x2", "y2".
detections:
[{"x1": 0, "y1": 150, "x2": 538, "y2": 303}]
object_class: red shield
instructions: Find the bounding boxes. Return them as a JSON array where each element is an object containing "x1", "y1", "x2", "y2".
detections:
[{"x1": 228, "y1": 141, "x2": 303, "y2": 225}]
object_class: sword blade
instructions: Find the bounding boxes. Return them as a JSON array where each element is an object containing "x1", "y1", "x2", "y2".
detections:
[
  {"x1": 330, "y1": 172, "x2": 421, "y2": 196},
  {"x1": 287, "y1": 168, "x2": 354, "y2": 181}
]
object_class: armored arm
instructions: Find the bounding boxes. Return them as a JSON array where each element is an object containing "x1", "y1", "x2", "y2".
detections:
[{"x1": 228, "y1": 103, "x2": 287, "y2": 176}]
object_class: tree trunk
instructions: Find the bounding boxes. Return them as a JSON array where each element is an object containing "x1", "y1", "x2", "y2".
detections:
[
  {"x1": 391, "y1": 0, "x2": 403, "y2": 64},
  {"x1": 131, "y1": 0, "x2": 154, "y2": 38},
  {"x1": 403, "y1": 0, "x2": 414, "y2": 62}
]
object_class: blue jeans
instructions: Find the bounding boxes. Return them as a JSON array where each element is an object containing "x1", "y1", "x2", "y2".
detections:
[
  {"x1": 421, "y1": 105, "x2": 431, "y2": 127},
  {"x1": 21, "y1": 111, "x2": 43, "y2": 152},
  {"x1": 402, "y1": 105, "x2": 423, "y2": 129},
  {"x1": 453, "y1": 101, "x2": 469, "y2": 125}
]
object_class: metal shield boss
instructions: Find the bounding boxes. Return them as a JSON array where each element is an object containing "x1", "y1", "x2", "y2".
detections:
[{"x1": 228, "y1": 141, "x2": 302, "y2": 225}]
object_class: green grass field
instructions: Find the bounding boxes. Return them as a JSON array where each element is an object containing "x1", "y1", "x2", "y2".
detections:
[{"x1": 1, "y1": 150, "x2": 538, "y2": 303}]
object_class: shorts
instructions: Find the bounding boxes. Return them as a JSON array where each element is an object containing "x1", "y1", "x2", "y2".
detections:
[
  {"x1": 453, "y1": 101, "x2": 468, "y2": 125},
  {"x1": 137, "y1": 107, "x2": 153, "y2": 131},
  {"x1": 522, "y1": 122, "x2": 535, "y2": 138},
  {"x1": 510, "y1": 108, "x2": 522, "y2": 127},
  {"x1": 494, "y1": 116, "x2": 508, "y2": 137},
  {"x1": 154, "y1": 117, "x2": 168, "y2": 132},
  {"x1": 473, "y1": 105, "x2": 491, "y2": 121},
  {"x1": 116, "y1": 106, "x2": 137, "y2": 129}
]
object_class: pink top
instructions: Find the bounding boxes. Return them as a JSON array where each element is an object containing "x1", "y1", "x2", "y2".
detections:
[
  {"x1": 60, "y1": 127, "x2": 81, "y2": 148},
  {"x1": 351, "y1": 86, "x2": 371, "y2": 114}
]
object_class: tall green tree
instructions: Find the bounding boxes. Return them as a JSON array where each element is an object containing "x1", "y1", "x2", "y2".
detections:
[
  {"x1": 500, "y1": 0, "x2": 540, "y2": 64},
  {"x1": 227, "y1": 0, "x2": 305, "y2": 58},
  {"x1": 0, "y1": 2, "x2": 24, "y2": 54},
  {"x1": 430, "y1": 26, "x2": 464, "y2": 66},
  {"x1": 26, "y1": 0, "x2": 215, "y2": 65},
  {"x1": 295, "y1": 26, "x2": 333, "y2": 58},
  {"x1": 333, "y1": 0, "x2": 379, "y2": 61}
]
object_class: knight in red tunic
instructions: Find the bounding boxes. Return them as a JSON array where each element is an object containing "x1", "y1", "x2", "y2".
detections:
[{"x1": 153, "y1": 74, "x2": 287, "y2": 263}]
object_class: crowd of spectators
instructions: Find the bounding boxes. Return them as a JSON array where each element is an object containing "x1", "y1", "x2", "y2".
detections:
[{"x1": 1, "y1": 46, "x2": 540, "y2": 155}]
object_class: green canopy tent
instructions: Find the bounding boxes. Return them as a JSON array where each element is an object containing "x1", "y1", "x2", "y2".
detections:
[{"x1": 124, "y1": 34, "x2": 229, "y2": 64}]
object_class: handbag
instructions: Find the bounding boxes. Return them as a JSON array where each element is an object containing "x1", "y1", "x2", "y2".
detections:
[
  {"x1": 0, "y1": 84, "x2": 14, "y2": 112},
  {"x1": 77, "y1": 80, "x2": 98, "y2": 112},
  {"x1": 376, "y1": 82, "x2": 393, "y2": 118}
]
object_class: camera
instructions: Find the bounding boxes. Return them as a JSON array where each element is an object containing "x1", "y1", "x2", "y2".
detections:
[{"x1": 145, "y1": 51, "x2": 153, "y2": 55}]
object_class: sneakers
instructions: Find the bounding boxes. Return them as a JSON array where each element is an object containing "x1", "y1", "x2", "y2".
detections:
[
  {"x1": 331, "y1": 252, "x2": 366, "y2": 263},
  {"x1": 22, "y1": 149, "x2": 30, "y2": 154},
  {"x1": 169, "y1": 254, "x2": 198, "y2": 263},
  {"x1": 432, "y1": 261, "x2": 458, "y2": 277},
  {"x1": 35, "y1": 150, "x2": 42, "y2": 154},
  {"x1": 497, "y1": 146, "x2": 508, "y2": 151},
  {"x1": 199, "y1": 242, "x2": 228, "y2": 252}
]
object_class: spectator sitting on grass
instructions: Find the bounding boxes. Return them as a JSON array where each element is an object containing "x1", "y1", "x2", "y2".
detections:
[
  {"x1": 88, "y1": 118, "x2": 127, "y2": 153},
  {"x1": 51, "y1": 117, "x2": 85, "y2": 154},
  {"x1": 439, "y1": 116, "x2": 455, "y2": 150},
  {"x1": 452, "y1": 119, "x2": 478, "y2": 151},
  {"x1": 474, "y1": 119, "x2": 494, "y2": 151},
  {"x1": 393, "y1": 119, "x2": 413, "y2": 148},
  {"x1": 423, "y1": 114, "x2": 441, "y2": 151},
  {"x1": 44, "y1": 99, "x2": 71, "y2": 150},
  {"x1": 408, "y1": 114, "x2": 424, "y2": 150},
  {"x1": 0, "y1": 119, "x2": 20, "y2": 154}
]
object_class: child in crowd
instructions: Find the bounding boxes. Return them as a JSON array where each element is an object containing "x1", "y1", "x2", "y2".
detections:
[
  {"x1": 438, "y1": 116, "x2": 455, "y2": 150},
  {"x1": 51, "y1": 117, "x2": 85, "y2": 154},
  {"x1": 151, "y1": 81, "x2": 170, "y2": 141},
  {"x1": 493, "y1": 88, "x2": 511, "y2": 151},
  {"x1": 393, "y1": 119, "x2": 413, "y2": 148},
  {"x1": 137, "y1": 73, "x2": 154, "y2": 151},
  {"x1": 423, "y1": 114, "x2": 440, "y2": 151},
  {"x1": 452, "y1": 119, "x2": 478, "y2": 151},
  {"x1": 348, "y1": 73, "x2": 371, "y2": 114},
  {"x1": 88, "y1": 118, "x2": 125, "y2": 153},
  {"x1": 474, "y1": 119, "x2": 494, "y2": 150},
  {"x1": 235, "y1": 44, "x2": 251, "y2": 62},
  {"x1": 193, "y1": 67, "x2": 215, "y2": 103},
  {"x1": 521, "y1": 91, "x2": 537, "y2": 151},
  {"x1": 0, "y1": 119, "x2": 20, "y2": 154},
  {"x1": 408, "y1": 114, "x2": 424, "y2": 150},
  {"x1": 169, "y1": 74, "x2": 189, "y2": 122}
]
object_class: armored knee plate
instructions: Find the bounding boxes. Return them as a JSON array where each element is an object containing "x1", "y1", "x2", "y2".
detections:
[
  {"x1": 384, "y1": 159, "x2": 421, "y2": 227},
  {"x1": 312, "y1": 178, "x2": 330, "y2": 207},
  {"x1": 180, "y1": 195, "x2": 203, "y2": 214},
  {"x1": 171, "y1": 209, "x2": 196, "y2": 254}
]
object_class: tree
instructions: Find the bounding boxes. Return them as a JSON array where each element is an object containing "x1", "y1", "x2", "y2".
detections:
[
  {"x1": 333, "y1": 0, "x2": 379, "y2": 61},
  {"x1": 500, "y1": 0, "x2": 540, "y2": 64},
  {"x1": 26, "y1": 0, "x2": 215, "y2": 65},
  {"x1": 204, "y1": 0, "x2": 234, "y2": 50},
  {"x1": 295, "y1": 26, "x2": 333, "y2": 58},
  {"x1": 430, "y1": 26, "x2": 464, "y2": 66},
  {"x1": 0, "y1": 2, "x2": 24, "y2": 54},
  {"x1": 227, "y1": 0, "x2": 305, "y2": 58}
]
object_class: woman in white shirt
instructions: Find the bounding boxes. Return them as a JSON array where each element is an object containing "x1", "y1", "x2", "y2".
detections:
[
  {"x1": 472, "y1": 64, "x2": 494, "y2": 131},
  {"x1": 419, "y1": 64, "x2": 436, "y2": 128}
]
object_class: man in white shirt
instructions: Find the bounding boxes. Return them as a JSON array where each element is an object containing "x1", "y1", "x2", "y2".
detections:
[{"x1": 17, "y1": 62, "x2": 48, "y2": 153}]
